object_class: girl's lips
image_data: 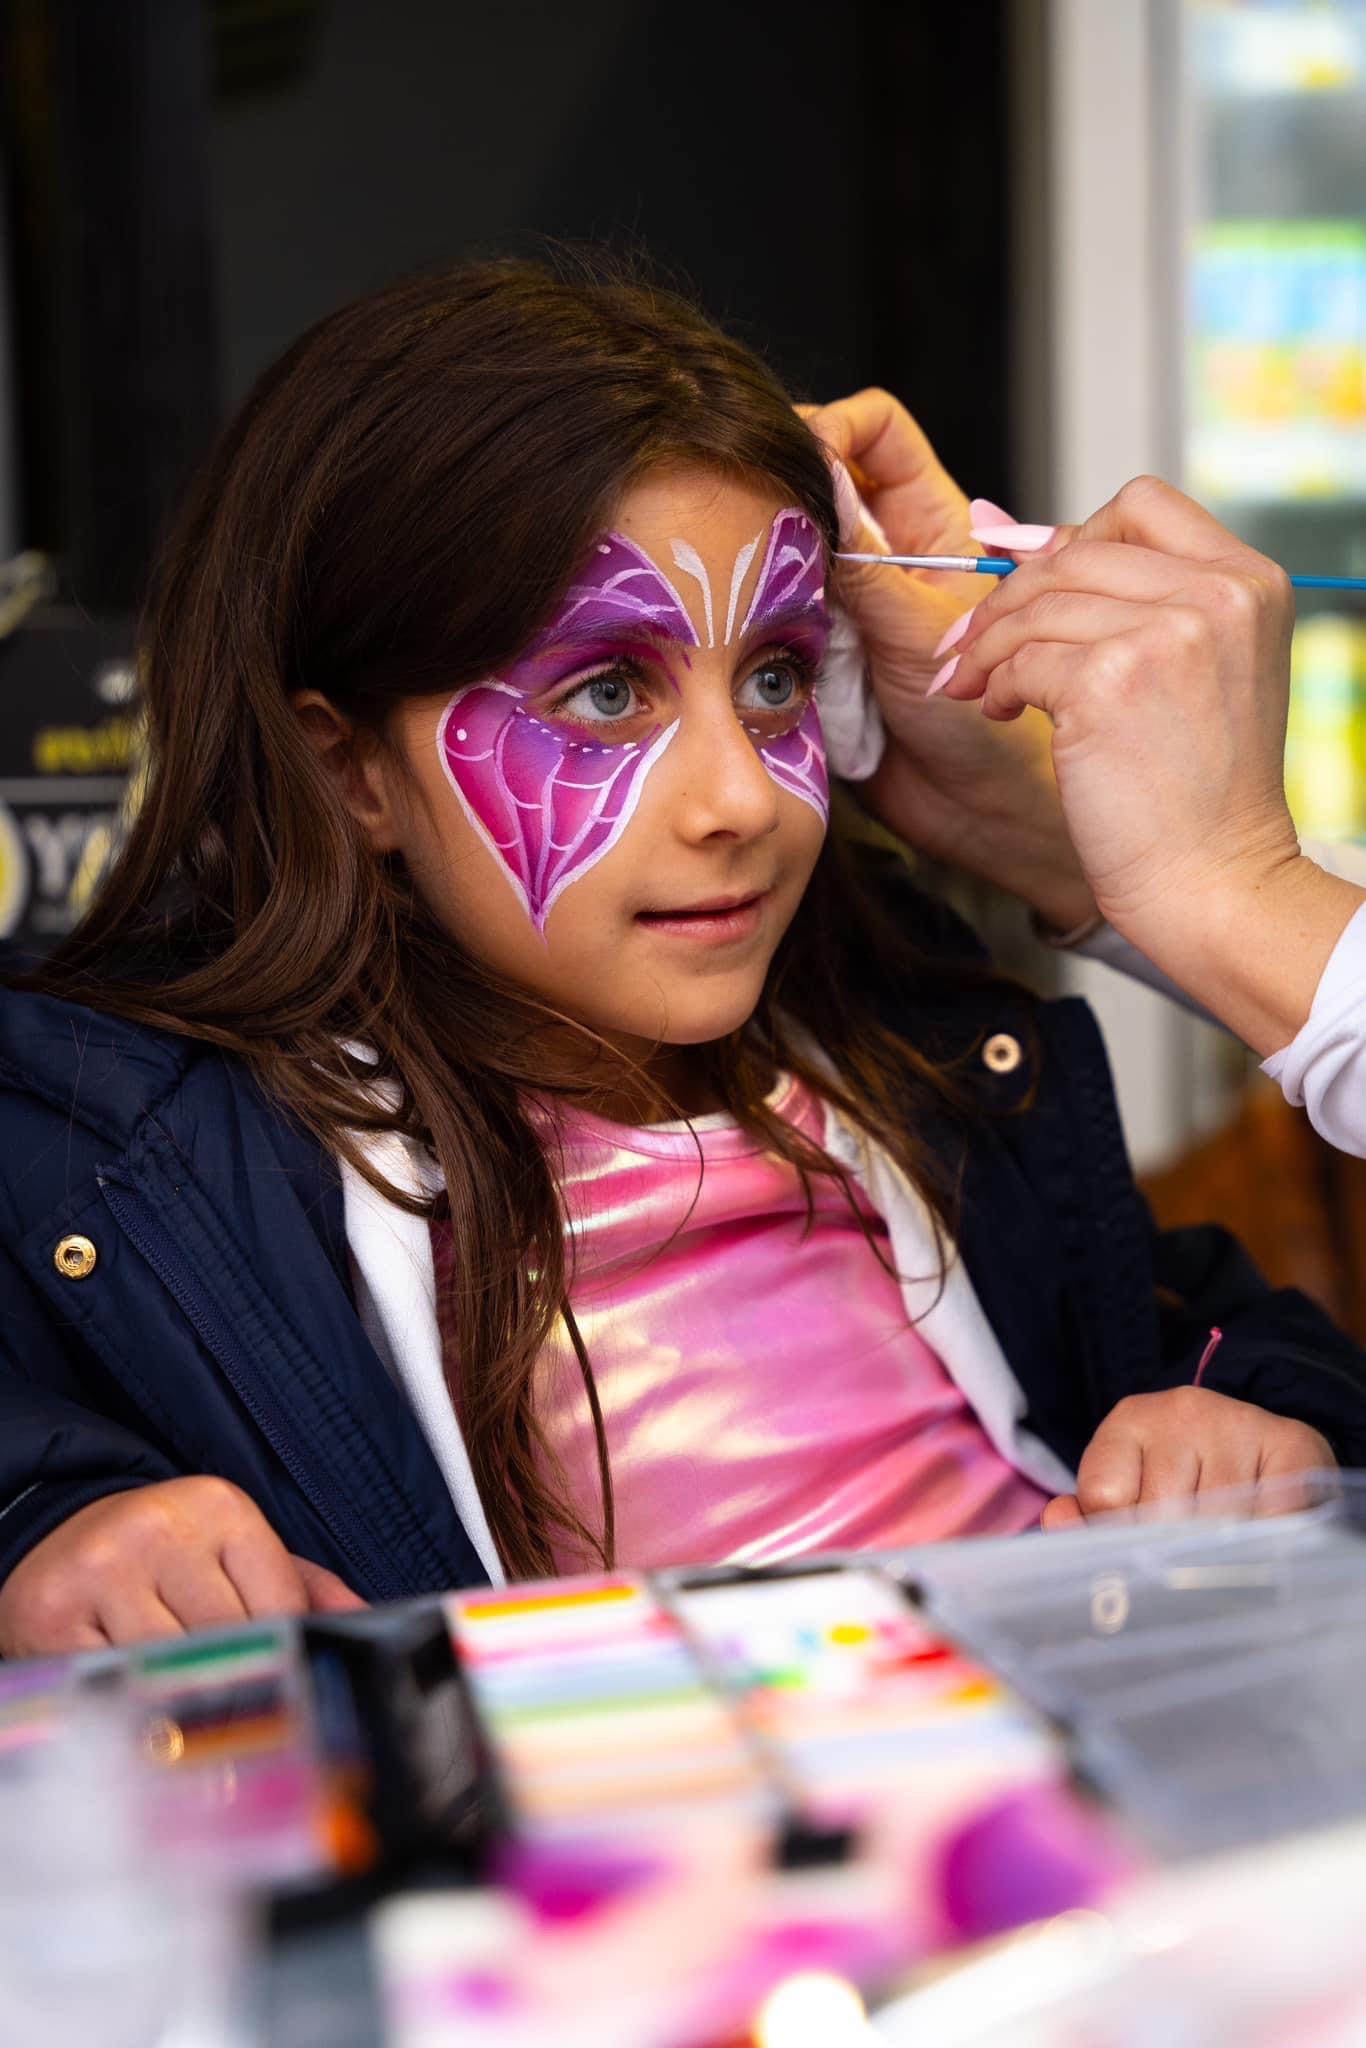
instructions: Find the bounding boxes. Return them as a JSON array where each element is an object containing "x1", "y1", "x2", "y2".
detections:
[{"x1": 633, "y1": 893, "x2": 767, "y2": 943}]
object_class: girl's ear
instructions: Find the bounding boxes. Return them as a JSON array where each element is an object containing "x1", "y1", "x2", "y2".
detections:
[{"x1": 292, "y1": 691, "x2": 404, "y2": 853}]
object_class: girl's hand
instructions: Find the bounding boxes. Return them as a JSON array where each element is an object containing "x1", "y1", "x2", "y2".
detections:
[
  {"x1": 1041, "y1": 1386, "x2": 1336, "y2": 1530},
  {"x1": 936, "y1": 474, "x2": 1365, "y2": 1053},
  {"x1": 804, "y1": 390, "x2": 1097, "y2": 934},
  {"x1": 0, "y1": 1476, "x2": 366, "y2": 1656}
]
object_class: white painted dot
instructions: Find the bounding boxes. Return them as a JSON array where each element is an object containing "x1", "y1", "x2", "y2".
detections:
[
  {"x1": 598, "y1": 542, "x2": 611, "y2": 554},
  {"x1": 455, "y1": 727, "x2": 467, "y2": 742}
]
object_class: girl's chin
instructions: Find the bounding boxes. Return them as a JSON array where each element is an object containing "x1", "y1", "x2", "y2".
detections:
[{"x1": 627, "y1": 997, "x2": 766, "y2": 1050}]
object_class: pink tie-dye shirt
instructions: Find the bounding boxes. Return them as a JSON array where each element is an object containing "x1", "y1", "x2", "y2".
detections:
[{"x1": 432, "y1": 1074, "x2": 1047, "y2": 1572}]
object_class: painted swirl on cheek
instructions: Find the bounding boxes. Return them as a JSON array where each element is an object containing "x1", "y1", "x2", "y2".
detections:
[
  {"x1": 436, "y1": 533, "x2": 695, "y2": 934},
  {"x1": 739, "y1": 508, "x2": 830, "y2": 826},
  {"x1": 758, "y1": 697, "x2": 829, "y2": 824}
]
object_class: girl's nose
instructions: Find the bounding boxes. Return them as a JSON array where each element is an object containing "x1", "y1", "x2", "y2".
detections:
[{"x1": 666, "y1": 704, "x2": 781, "y2": 845}]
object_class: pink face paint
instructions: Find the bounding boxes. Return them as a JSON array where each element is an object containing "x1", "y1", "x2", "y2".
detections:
[
  {"x1": 437, "y1": 511, "x2": 834, "y2": 935},
  {"x1": 733, "y1": 507, "x2": 831, "y2": 826},
  {"x1": 438, "y1": 533, "x2": 694, "y2": 933},
  {"x1": 755, "y1": 697, "x2": 829, "y2": 825},
  {"x1": 738, "y1": 506, "x2": 826, "y2": 639}
]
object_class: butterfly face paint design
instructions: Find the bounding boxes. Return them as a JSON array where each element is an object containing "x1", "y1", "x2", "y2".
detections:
[
  {"x1": 733, "y1": 507, "x2": 830, "y2": 826},
  {"x1": 676, "y1": 505, "x2": 832, "y2": 826},
  {"x1": 438, "y1": 534, "x2": 694, "y2": 934},
  {"x1": 437, "y1": 510, "x2": 831, "y2": 935}
]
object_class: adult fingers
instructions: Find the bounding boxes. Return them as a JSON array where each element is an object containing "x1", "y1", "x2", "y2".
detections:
[
  {"x1": 806, "y1": 388, "x2": 953, "y2": 495},
  {"x1": 1040, "y1": 1494, "x2": 1085, "y2": 1532},
  {"x1": 957, "y1": 538, "x2": 1243, "y2": 660},
  {"x1": 795, "y1": 403, "x2": 878, "y2": 502},
  {"x1": 937, "y1": 592, "x2": 1170, "y2": 705},
  {"x1": 948, "y1": 541, "x2": 1284, "y2": 721},
  {"x1": 941, "y1": 637, "x2": 1114, "y2": 726},
  {"x1": 1070, "y1": 473, "x2": 1270, "y2": 568},
  {"x1": 293, "y1": 1556, "x2": 369, "y2": 1614},
  {"x1": 805, "y1": 388, "x2": 970, "y2": 556}
]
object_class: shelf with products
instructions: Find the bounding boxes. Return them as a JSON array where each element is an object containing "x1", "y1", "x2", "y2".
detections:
[
  {"x1": 1185, "y1": 219, "x2": 1366, "y2": 504},
  {"x1": 1284, "y1": 609, "x2": 1366, "y2": 843},
  {"x1": 1191, "y1": 4, "x2": 1366, "y2": 101}
]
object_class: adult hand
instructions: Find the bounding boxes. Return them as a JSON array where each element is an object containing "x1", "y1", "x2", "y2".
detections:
[
  {"x1": 1041, "y1": 1385, "x2": 1335, "y2": 1529},
  {"x1": 933, "y1": 474, "x2": 1365, "y2": 1053},
  {"x1": 0, "y1": 1475, "x2": 366, "y2": 1656},
  {"x1": 804, "y1": 390, "x2": 1097, "y2": 934}
]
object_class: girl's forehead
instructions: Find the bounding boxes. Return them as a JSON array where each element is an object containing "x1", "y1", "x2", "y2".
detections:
[{"x1": 609, "y1": 468, "x2": 795, "y2": 562}]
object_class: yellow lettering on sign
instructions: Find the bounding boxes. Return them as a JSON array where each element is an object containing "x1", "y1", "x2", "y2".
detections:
[{"x1": 31, "y1": 717, "x2": 136, "y2": 775}]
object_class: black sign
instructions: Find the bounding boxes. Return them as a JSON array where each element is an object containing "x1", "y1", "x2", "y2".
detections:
[{"x1": 0, "y1": 609, "x2": 136, "y2": 955}]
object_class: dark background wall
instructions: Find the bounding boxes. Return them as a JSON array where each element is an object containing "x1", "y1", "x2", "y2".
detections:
[
  {"x1": 212, "y1": 0, "x2": 880, "y2": 412},
  {"x1": 5, "y1": 0, "x2": 1015, "y2": 611}
]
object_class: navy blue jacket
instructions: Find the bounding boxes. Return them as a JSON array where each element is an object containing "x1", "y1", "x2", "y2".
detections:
[{"x1": 3, "y1": 877, "x2": 1365, "y2": 1600}]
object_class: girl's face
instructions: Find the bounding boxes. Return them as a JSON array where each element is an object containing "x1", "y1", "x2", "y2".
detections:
[{"x1": 387, "y1": 467, "x2": 832, "y2": 1061}]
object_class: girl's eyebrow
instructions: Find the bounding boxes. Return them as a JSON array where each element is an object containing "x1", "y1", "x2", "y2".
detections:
[
  {"x1": 739, "y1": 597, "x2": 833, "y2": 643},
  {"x1": 540, "y1": 614, "x2": 684, "y2": 651}
]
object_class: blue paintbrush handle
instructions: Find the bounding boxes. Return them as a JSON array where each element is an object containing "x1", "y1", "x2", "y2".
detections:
[{"x1": 835, "y1": 552, "x2": 1366, "y2": 592}]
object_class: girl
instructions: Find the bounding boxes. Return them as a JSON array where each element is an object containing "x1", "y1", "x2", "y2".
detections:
[{"x1": 0, "y1": 263, "x2": 1358, "y2": 1656}]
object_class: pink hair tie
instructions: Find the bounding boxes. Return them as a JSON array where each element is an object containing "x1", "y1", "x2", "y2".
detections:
[{"x1": 1193, "y1": 1327, "x2": 1223, "y2": 1388}]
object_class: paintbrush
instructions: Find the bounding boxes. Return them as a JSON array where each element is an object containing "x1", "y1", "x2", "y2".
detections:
[{"x1": 836, "y1": 552, "x2": 1366, "y2": 593}]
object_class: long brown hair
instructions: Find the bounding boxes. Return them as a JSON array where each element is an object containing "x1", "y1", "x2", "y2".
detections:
[{"x1": 37, "y1": 259, "x2": 1004, "y2": 1577}]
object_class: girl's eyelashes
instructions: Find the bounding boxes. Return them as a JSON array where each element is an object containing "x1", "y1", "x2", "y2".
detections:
[
  {"x1": 544, "y1": 659, "x2": 653, "y2": 727},
  {"x1": 735, "y1": 648, "x2": 817, "y2": 718},
  {"x1": 538, "y1": 646, "x2": 818, "y2": 736}
]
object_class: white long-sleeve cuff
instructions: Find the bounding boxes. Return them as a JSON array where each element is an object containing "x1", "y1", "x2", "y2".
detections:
[{"x1": 1262, "y1": 899, "x2": 1366, "y2": 1160}]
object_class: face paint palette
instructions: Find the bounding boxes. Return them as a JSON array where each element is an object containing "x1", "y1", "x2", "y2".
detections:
[
  {"x1": 444, "y1": 1574, "x2": 775, "y2": 1846},
  {"x1": 669, "y1": 1566, "x2": 1059, "y2": 1837},
  {"x1": 128, "y1": 1624, "x2": 374, "y2": 1889},
  {"x1": 3, "y1": 1613, "x2": 488, "y2": 1905},
  {"x1": 0, "y1": 1659, "x2": 77, "y2": 1771},
  {"x1": 373, "y1": 1565, "x2": 1101, "y2": 2048}
]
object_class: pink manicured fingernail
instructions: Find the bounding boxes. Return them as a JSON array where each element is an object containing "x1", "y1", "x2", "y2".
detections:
[
  {"x1": 927, "y1": 655, "x2": 961, "y2": 698},
  {"x1": 971, "y1": 521, "x2": 1057, "y2": 552},
  {"x1": 933, "y1": 607, "x2": 976, "y2": 659},
  {"x1": 969, "y1": 497, "x2": 1016, "y2": 528}
]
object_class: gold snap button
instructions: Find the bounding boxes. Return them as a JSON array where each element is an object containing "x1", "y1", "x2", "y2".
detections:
[
  {"x1": 54, "y1": 1234, "x2": 98, "y2": 1280},
  {"x1": 982, "y1": 1032, "x2": 1024, "y2": 1076}
]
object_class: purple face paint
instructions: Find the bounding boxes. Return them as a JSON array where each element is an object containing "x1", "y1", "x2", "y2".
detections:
[
  {"x1": 738, "y1": 506, "x2": 826, "y2": 639},
  {"x1": 734, "y1": 508, "x2": 831, "y2": 826},
  {"x1": 438, "y1": 533, "x2": 695, "y2": 933},
  {"x1": 753, "y1": 696, "x2": 829, "y2": 824},
  {"x1": 437, "y1": 510, "x2": 834, "y2": 934}
]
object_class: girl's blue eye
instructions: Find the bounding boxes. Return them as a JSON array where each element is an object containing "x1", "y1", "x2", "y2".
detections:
[
  {"x1": 737, "y1": 661, "x2": 803, "y2": 712},
  {"x1": 560, "y1": 671, "x2": 640, "y2": 722}
]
